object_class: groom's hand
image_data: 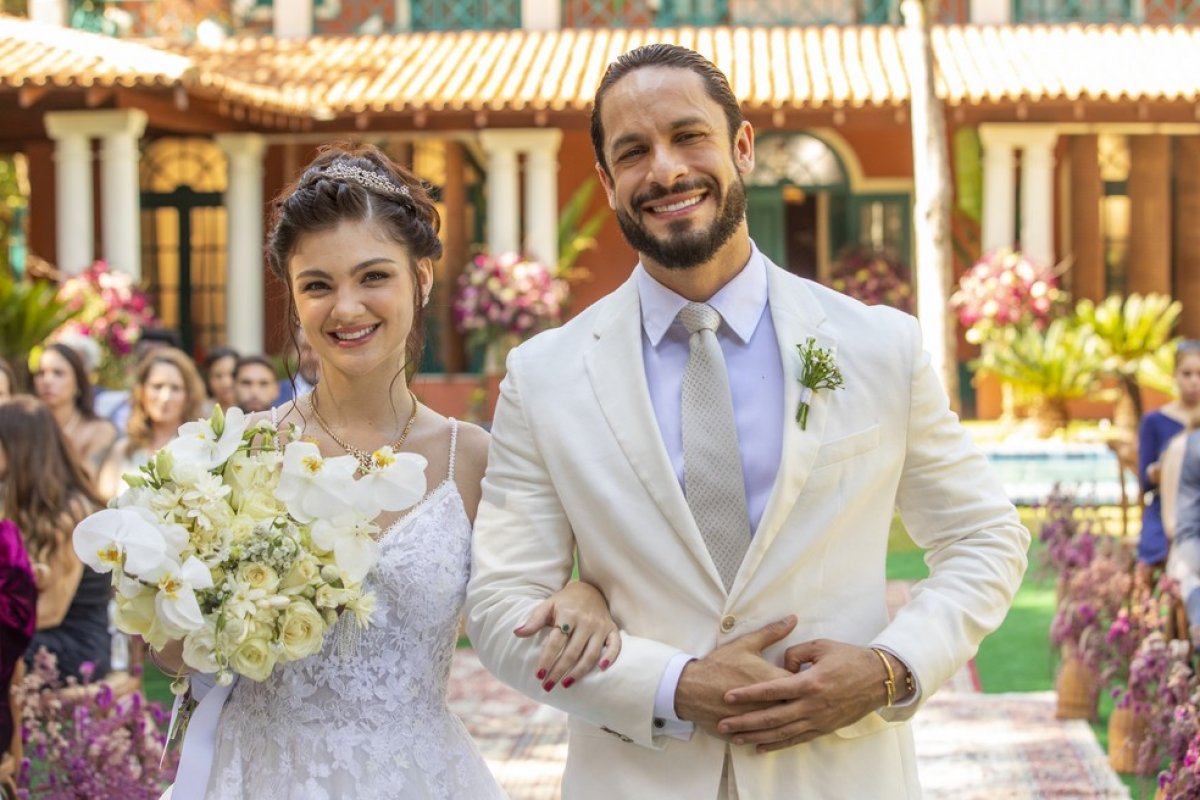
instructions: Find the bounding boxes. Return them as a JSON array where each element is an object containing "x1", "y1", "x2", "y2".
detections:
[
  {"x1": 715, "y1": 639, "x2": 903, "y2": 753},
  {"x1": 674, "y1": 616, "x2": 797, "y2": 736}
]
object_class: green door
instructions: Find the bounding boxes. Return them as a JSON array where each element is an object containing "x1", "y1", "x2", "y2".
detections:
[{"x1": 746, "y1": 186, "x2": 786, "y2": 268}]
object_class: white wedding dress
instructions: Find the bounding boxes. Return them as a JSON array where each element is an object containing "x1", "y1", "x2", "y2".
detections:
[{"x1": 204, "y1": 421, "x2": 506, "y2": 799}]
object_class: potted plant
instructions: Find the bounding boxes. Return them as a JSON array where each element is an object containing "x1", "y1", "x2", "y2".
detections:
[{"x1": 829, "y1": 247, "x2": 913, "y2": 313}]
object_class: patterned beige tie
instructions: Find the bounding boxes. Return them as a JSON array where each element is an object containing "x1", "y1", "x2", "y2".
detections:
[{"x1": 678, "y1": 302, "x2": 750, "y2": 591}]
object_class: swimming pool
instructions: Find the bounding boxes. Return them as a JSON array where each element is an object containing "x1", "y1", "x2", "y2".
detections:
[{"x1": 980, "y1": 443, "x2": 1139, "y2": 506}]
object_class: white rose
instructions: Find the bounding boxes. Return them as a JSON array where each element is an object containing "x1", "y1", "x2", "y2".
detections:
[
  {"x1": 229, "y1": 636, "x2": 277, "y2": 682},
  {"x1": 279, "y1": 601, "x2": 327, "y2": 661},
  {"x1": 181, "y1": 621, "x2": 220, "y2": 673},
  {"x1": 236, "y1": 562, "x2": 280, "y2": 594}
]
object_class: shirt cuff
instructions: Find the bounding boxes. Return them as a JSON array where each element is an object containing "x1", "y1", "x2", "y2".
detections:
[
  {"x1": 874, "y1": 645, "x2": 921, "y2": 708},
  {"x1": 652, "y1": 652, "x2": 696, "y2": 740}
]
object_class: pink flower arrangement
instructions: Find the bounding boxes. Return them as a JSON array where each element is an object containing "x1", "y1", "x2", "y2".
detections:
[
  {"x1": 55, "y1": 261, "x2": 159, "y2": 386},
  {"x1": 949, "y1": 249, "x2": 1065, "y2": 343},
  {"x1": 829, "y1": 249, "x2": 912, "y2": 313},
  {"x1": 452, "y1": 252, "x2": 568, "y2": 352},
  {"x1": 1036, "y1": 486, "x2": 1099, "y2": 584},
  {"x1": 15, "y1": 649, "x2": 177, "y2": 798}
]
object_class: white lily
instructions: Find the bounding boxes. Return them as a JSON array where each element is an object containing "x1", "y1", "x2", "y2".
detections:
[
  {"x1": 72, "y1": 507, "x2": 182, "y2": 577},
  {"x1": 357, "y1": 448, "x2": 428, "y2": 513},
  {"x1": 309, "y1": 516, "x2": 380, "y2": 584},
  {"x1": 165, "y1": 406, "x2": 249, "y2": 471},
  {"x1": 142, "y1": 556, "x2": 214, "y2": 638},
  {"x1": 275, "y1": 441, "x2": 360, "y2": 523}
]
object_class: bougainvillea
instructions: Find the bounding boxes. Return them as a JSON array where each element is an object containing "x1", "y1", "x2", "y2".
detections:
[
  {"x1": 950, "y1": 249, "x2": 1065, "y2": 343},
  {"x1": 452, "y1": 252, "x2": 568, "y2": 353}
]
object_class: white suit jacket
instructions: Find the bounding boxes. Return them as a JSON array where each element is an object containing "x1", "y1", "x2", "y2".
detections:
[{"x1": 465, "y1": 260, "x2": 1029, "y2": 800}]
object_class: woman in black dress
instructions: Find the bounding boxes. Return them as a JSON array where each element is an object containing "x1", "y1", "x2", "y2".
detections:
[{"x1": 0, "y1": 396, "x2": 109, "y2": 681}]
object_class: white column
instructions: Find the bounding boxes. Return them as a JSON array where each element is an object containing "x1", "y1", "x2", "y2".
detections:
[
  {"x1": 523, "y1": 130, "x2": 563, "y2": 269},
  {"x1": 970, "y1": 0, "x2": 1010, "y2": 23},
  {"x1": 479, "y1": 131, "x2": 524, "y2": 256},
  {"x1": 215, "y1": 134, "x2": 267, "y2": 355},
  {"x1": 522, "y1": 0, "x2": 560, "y2": 29},
  {"x1": 979, "y1": 125, "x2": 1017, "y2": 254},
  {"x1": 1020, "y1": 128, "x2": 1059, "y2": 269},
  {"x1": 100, "y1": 110, "x2": 148, "y2": 281},
  {"x1": 273, "y1": 0, "x2": 313, "y2": 38},
  {"x1": 44, "y1": 114, "x2": 95, "y2": 276},
  {"x1": 29, "y1": 0, "x2": 68, "y2": 26}
]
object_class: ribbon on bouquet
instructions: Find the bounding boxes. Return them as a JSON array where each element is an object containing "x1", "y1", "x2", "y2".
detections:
[{"x1": 163, "y1": 673, "x2": 236, "y2": 800}]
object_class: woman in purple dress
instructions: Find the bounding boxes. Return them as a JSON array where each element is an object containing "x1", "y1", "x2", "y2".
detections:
[
  {"x1": 0, "y1": 519, "x2": 36, "y2": 752},
  {"x1": 1139, "y1": 341, "x2": 1200, "y2": 564}
]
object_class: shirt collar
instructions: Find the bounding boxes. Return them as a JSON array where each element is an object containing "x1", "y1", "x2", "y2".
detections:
[{"x1": 636, "y1": 243, "x2": 769, "y2": 347}]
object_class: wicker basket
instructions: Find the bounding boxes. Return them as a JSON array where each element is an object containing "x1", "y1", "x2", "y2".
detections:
[
  {"x1": 1107, "y1": 703, "x2": 1155, "y2": 775},
  {"x1": 1055, "y1": 648, "x2": 1099, "y2": 721}
]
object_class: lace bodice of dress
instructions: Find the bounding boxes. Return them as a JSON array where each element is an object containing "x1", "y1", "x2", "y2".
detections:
[{"x1": 206, "y1": 420, "x2": 505, "y2": 800}]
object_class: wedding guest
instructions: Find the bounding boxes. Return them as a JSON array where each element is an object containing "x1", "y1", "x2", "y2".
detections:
[
  {"x1": 1138, "y1": 340, "x2": 1200, "y2": 566},
  {"x1": 32, "y1": 343, "x2": 117, "y2": 475},
  {"x1": 0, "y1": 359, "x2": 15, "y2": 401},
  {"x1": 0, "y1": 519, "x2": 36, "y2": 753},
  {"x1": 0, "y1": 397, "x2": 109, "y2": 681},
  {"x1": 232, "y1": 355, "x2": 280, "y2": 413},
  {"x1": 202, "y1": 346, "x2": 239, "y2": 413},
  {"x1": 98, "y1": 348, "x2": 207, "y2": 498},
  {"x1": 276, "y1": 326, "x2": 320, "y2": 405},
  {"x1": 93, "y1": 327, "x2": 183, "y2": 431}
]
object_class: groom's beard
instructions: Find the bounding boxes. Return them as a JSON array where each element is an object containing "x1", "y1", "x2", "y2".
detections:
[{"x1": 615, "y1": 174, "x2": 748, "y2": 271}]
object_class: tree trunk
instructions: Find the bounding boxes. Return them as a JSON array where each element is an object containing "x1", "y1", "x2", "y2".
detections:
[{"x1": 902, "y1": 0, "x2": 959, "y2": 411}]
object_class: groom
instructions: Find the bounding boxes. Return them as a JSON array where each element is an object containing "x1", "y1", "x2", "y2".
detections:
[{"x1": 466, "y1": 43, "x2": 1028, "y2": 799}]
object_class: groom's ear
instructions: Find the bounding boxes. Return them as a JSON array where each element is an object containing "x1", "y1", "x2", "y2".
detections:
[{"x1": 596, "y1": 163, "x2": 617, "y2": 211}]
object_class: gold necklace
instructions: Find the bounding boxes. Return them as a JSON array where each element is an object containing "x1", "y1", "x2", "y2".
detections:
[{"x1": 307, "y1": 391, "x2": 419, "y2": 473}]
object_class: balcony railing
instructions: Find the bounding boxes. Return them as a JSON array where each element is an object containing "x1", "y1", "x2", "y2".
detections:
[
  {"x1": 1012, "y1": 0, "x2": 1200, "y2": 22},
  {"x1": 408, "y1": 0, "x2": 521, "y2": 30},
  {"x1": 562, "y1": 0, "x2": 967, "y2": 27}
]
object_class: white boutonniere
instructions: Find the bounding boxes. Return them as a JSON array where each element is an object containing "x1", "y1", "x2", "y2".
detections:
[{"x1": 795, "y1": 338, "x2": 844, "y2": 430}]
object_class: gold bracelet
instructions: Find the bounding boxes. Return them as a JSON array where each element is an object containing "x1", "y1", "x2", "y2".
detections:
[{"x1": 870, "y1": 647, "x2": 896, "y2": 708}]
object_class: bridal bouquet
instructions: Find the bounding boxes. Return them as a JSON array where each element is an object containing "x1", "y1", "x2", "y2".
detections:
[{"x1": 72, "y1": 406, "x2": 426, "y2": 686}]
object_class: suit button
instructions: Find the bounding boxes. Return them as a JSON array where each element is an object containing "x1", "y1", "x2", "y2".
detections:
[{"x1": 720, "y1": 615, "x2": 736, "y2": 633}]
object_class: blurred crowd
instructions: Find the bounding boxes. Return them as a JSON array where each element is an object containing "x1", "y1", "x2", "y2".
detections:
[{"x1": 0, "y1": 330, "x2": 320, "y2": 785}]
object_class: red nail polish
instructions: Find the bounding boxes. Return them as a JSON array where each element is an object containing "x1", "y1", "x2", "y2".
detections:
[
  {"x1": 542, "y1": 680, "x2": 555, "y2": 692},
  {"x1": 599, "y1": 659, "x2": 610, "y2": 670},
  {"x1": 536, "y1": 669, "x2": 547, "y2": 680},
  {"x1": 562, "y1": 677, "x2": 575, "y2": 688}
]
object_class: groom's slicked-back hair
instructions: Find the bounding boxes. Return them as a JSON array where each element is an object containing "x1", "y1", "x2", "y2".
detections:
[{"x1": 590, "y1": 43, "x2": 743, "y2": 176}]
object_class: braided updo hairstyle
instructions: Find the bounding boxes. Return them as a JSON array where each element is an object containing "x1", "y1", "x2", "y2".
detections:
[{"x1": 267, "y1": 143, "x2": 443, "y2": 377}]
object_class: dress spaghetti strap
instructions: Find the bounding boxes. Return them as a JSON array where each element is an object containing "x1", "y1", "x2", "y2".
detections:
[{"x1": 447, "y1": 418, "x2": 458, "y2": 482}]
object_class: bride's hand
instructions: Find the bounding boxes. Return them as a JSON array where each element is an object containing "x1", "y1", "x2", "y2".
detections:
[{"x1": 513, "y1": 581, "x2": 621, "y2": 692}]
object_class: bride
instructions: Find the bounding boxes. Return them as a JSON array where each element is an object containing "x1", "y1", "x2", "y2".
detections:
[{"x1": 154, "y1": 144, "x2": 619, "y2": 799}]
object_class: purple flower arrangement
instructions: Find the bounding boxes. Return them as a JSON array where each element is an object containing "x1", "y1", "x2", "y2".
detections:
[
  {"x1": 828, "y1": 249, "x2": 912, "y2": 313},
  {"x1": 1036, "y1": 487, "x2": 1099, "y2": 584},
  {"x1": 949, "y1": 249, "x2": 1065, "y2": 344},
  {"x1": 452, "y1": 252, "x2": 568, "y2": 353},
  {"x1": 14, "y1": 649, "x2": 177, "y2": 799},
  {"x1": 55, "y1": 260, "x2": 159, "y2": 387}
]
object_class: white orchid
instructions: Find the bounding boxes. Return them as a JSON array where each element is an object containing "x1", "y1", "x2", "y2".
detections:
[
  {"x1": 356, "y1": 447, "x2": 428, "y2": 513},
  {"x1": 275, "y1": 441, "x2": 360, "y2": 523},
  {"x1": 310, "y1": 516, "x2": 380, "y2": 584},
  {"x1": 165, "y1": 406, "x2": 249, "y2": 471},
  {"x1": 142, "y1": 556, "x2": 214, "y2": 638},
  {"x1": 72, "y1": 507, "x2": 184, "y2": 577}
]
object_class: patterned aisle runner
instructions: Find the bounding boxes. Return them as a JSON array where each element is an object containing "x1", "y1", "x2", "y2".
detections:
[{"x1": 449, "y1": 582, "x2": 1128, "y2": 799}]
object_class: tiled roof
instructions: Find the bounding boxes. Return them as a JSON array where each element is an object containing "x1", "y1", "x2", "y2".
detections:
[
  {"x1": 0, "y1": 15, "x2": 192, "y2": 90},
  {"x1": 2, "y1": 16, "x2": 1199, "y2": 118},
  {"x1": 179, "y1": 26, "x2": 914, "y2": 116},
  {"x1": 932, "y1": 24, "x2": 1200, "y2": 104}
]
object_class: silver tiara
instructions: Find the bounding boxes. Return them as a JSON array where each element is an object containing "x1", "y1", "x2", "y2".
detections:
[{"x1": 321, "y1": 163, "x2": 411, "y2": 200}]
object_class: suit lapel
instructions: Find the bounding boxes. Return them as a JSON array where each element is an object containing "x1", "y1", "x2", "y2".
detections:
[
  {"x1": 731, "y1": 265, "x2": 837, "y2": 599},
  {"x1": 584, "y1": 276, "x2": 726, "y2": 593}
]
